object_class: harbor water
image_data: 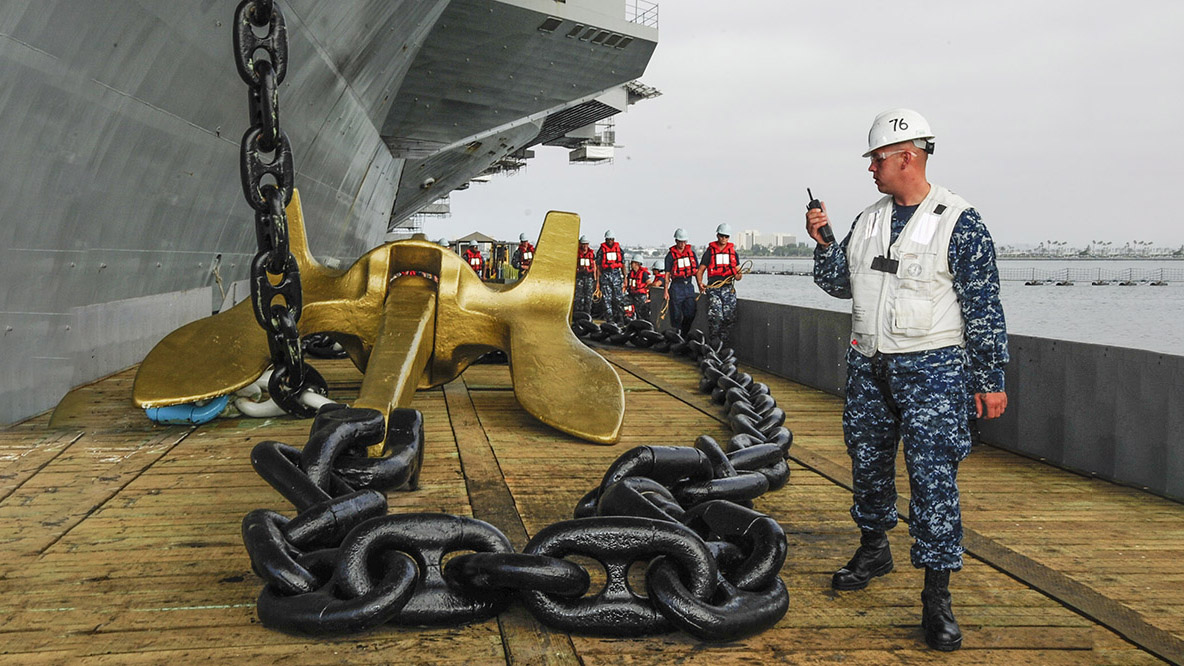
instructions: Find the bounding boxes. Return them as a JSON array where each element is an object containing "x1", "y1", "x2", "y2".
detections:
[{"x1": 735, "y1": 259, "x2": 1184, "y2": 356}]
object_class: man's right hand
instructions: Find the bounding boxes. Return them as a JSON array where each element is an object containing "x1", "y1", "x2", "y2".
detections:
[{"x1": 806, "y1": 201, "x2": 831, "y2": 246}]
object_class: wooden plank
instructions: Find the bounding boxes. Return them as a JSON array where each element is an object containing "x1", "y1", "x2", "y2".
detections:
[
  {"x1": 0, "y1": 430, "x2": 82, "y2": 502},
  {"x1": 0, "y1": 430, "x2": 189, "y2": 567},
  {"x1": 443, "y1": 378, "x2": 580, "y2": 666}
]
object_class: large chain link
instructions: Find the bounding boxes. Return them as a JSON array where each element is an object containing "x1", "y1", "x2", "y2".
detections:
[
  {"x1": 233, "y1": 0, "x2": 325, "y2": 417},
  {"x1": 242, "y1": 321, "x2": 795, "y2": 641}
]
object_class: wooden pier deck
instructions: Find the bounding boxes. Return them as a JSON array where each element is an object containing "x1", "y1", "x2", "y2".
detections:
[{"x1": 2, "y1": 346, "x2": 1182, "y2": 664}]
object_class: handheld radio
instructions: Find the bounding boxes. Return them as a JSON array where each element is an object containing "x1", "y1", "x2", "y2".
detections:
[{"x1": 807, "y1": 188, "x2": 835, "y2": 245}]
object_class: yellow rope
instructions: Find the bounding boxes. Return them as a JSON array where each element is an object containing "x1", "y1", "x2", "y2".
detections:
[{"x1": 700, "y1": 260, "x2": 753, "y2": 295}]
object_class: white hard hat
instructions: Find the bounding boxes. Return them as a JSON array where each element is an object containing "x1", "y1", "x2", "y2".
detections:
[
  {"x1": 437, "y1": 238, "x2": 449, "y2": 247},
  {"x1": 673, "y1": 228, "x2": 688, "y2": 241},
  {"x1": 579, "y1": 235, "x2": 589, "y2": 243},
  {"x1": 630, "y1": 254, "x2": 642, "y2": 264},
  {"x1": 864, "y1": 108, "x2": 935, "y2": 157},
  {"x1": 604, "y1": 229, "x2": 615, "y2": 240},
  {"x1": 652, "y1": 261, "x2": 662, "y2": 270},
  {"x1": 469, "y1": 240, "x2": 478, "y2": 247},
  {"x1": 519, "y1": 233, "x2": 529, "y2": 242},
  {"x1": 716, "y1": 223, "x2": 732, "y2": 237}
]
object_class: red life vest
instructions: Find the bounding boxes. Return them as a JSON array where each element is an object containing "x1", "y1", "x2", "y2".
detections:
[
  {"x1": 464, "y1": 248, "x2": 484, "y2": 275},
  {"x1": 518, "y1": 242, "x2": 534, "y2": 269},
  {"x1": 705, "y1": 240, "x2": 738, "y2": 279},
  {"x1": 577, "y1": 246, "x2": 596, "y2": 275},
  {"x1": 669, "y1": 244, "x2": 697, "y2": 278},
  {"x1": 624, "y1": 303, "x2": 635, "y2": 318},
  {"x1": 598, "y1": 241, "x2": 623, "y2": 270},
  {"x1": 627, "y1": 267, "x2": 652, "y2": 295},
  {"x1": 651, "y1": 271, "x2": 666, "y2": 290}
]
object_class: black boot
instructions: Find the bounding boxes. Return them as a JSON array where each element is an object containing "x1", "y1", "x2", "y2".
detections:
[
  {"x1": 921, "y1": 568, "x2": 963, "y2": 651},
  {"x1": 832, "y1": 530, "x2": 893, "y2": 590}
]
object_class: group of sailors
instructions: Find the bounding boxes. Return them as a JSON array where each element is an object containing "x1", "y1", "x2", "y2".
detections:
[
  {"x1": 440, "y1": 225, "x2": 743, "y2": 348},
  {"x1": 448, "y1": 234, "x2": 536, "y2": 280},
  {"x1": 575, "y1": 224, "x2": 742, "y2": 348}
]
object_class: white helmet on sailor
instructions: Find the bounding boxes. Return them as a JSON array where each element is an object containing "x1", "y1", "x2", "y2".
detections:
[
  {"x1": 864, "y1": 108, "x2": 935, "y2": 157},
  {"x1": 673, "y1": 228, "x2": 689, "y2": 241},
  {"x1": 715, "y1": 223, "x2": 732, "y2": 237},
  {"x1": 604, "y1": 229, "x2": 615, "y2": 240},
  {"x1": 519, "y1": 233, "x2": 529, "y2": 242}
]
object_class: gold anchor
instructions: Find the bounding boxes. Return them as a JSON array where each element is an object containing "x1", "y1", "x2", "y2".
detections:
[{"x1": 128, "y1": 190, "x2": 624, "y2": 449}]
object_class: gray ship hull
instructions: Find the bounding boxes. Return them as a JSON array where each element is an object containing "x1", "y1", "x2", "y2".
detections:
[{"x1": 0, "y1": 0, "x2": 658, "y2": 423}]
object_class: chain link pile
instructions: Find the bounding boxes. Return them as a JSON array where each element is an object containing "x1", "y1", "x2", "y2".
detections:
[
  {"x1": 233, "y1": 0, "x2": 326, "y2": 417},
  {"x1": 242, "y1": 319, "x2": 796, "y2": 642}
]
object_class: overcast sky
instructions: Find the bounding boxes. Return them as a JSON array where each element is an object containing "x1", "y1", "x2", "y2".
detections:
[{"x1": 431, "y1": 1, "x2": 1184, "y2": 251}]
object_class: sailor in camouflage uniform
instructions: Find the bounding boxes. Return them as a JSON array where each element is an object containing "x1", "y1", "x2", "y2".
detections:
[
  {"x1": 574, "y1": 235, "x2": 597, "y2": 317},
  {"x1": 596, "y1": 230, "x2": 627, "y2": 324},
  {"x1": 806, "y1": 109, "x2": 1009, "y2": 652},
  {"x1": 696, "y1": 223, "x2": 742, "y2": 347}
]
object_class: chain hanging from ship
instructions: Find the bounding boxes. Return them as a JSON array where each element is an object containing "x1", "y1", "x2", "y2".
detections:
[{"x1": 233, "y1": 0, "x2": 328, "y2": 418}]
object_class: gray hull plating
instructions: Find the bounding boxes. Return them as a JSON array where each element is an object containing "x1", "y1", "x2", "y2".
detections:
[{"x1": 0, "y1": 0, "x2": 657, "y2": 423}]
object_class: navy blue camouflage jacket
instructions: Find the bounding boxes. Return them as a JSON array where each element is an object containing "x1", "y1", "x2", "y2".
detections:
[{"x1": 813, "y1": 202, "x2": 1009, "y2": 394}]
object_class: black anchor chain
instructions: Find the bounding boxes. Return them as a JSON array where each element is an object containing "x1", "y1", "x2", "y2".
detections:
[
  {"x1": 241, "y1": 319, "x2": 797, "y2": 641},
  {"x1": 233, "y1": 0, "x2": 325, "y2": 417}
]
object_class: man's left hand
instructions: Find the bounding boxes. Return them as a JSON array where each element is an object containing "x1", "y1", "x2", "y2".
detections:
[{"x1": 974, "y1": 392, "x2": 1008, "y2": 420}]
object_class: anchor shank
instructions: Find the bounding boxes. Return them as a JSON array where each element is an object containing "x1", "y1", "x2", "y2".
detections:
[{"x1": 354, "y1": 275, "x2": 438, "y2": 456}]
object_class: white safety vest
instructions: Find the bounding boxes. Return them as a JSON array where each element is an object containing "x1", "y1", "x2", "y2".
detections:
[{"x1": 847, "y1": 184, "x2": 970, "y2": 357}]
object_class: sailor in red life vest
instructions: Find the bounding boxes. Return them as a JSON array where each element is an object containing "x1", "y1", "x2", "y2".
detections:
[
  {"x1": 626, "y1": 255, "x2": 654, "y2": 321},
  {"x1": 512, "y1": 232, "x2": 535, "y2": 276},
  {"x1": 665, "y1": 227, "x2": 699, "y2": 337},
  {"x1": 574, "y1": 235, "x2": 597, "y2": 317},
  {"x1": 650, "y1": 261, "x2": 667, "y2": 291},
  {"x1": 695, "y1": 223, "x2": 741, "y2": 347},
  {"x1": 463, "y1": 241, "x2": 485, "y2": 280},
  {"x1": 596, "y1": 229, "x2": 627, "y2": 324}
]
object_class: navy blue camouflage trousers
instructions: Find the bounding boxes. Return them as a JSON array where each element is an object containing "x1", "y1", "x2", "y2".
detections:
[
  {"x1": 842, "y1": 346, "x2": 972, "y2": 571},
  {"x1": 667, "y1": 279, "x2": 697, "y2": 336},
  {"x1": 574, "y1": 274, "x2": 595, "y2": 316},
  {"x1": 629, "y1": 293, "x2": 651, "y2": 321},
  {"x1": 599, "y1": 270, "x2": 626, "y2": 323},
  {"x1": 704, "y1": 284, "x2": 737, "y2": 347}
]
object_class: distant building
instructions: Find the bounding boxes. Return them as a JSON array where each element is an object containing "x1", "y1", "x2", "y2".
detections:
[{"x1": 739, "y1": 230, "x2": 797, "y2": 250}]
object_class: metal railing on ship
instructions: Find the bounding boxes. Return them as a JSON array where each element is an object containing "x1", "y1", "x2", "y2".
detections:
[
  {"x1": 626, "y1": 0, "x2": 659, "y2": 28},
  {"x1": 737, "y1": 260, "x2": 1182, "y2": 284},
  {"x1": 999, "y1": 267, "x2": 1184, "y2": 284}
]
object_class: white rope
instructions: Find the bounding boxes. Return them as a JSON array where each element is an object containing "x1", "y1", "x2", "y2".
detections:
[{"x1": 233, "y1": 369, "x2": 337, "y2": 418}]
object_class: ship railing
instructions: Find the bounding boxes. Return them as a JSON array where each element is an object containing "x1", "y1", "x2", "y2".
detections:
[
  {"x1": 998, "y1": 267, "x2": 1184, "y2": 283},
  {"x1": 626, "y1": 0, "x2": 659, "y2": 28},
  {"x1": 738, "y1": 261, "x2": 1182, "y2": 283}
]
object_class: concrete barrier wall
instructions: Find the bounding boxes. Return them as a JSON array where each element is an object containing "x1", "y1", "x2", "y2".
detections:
[{"x1": 724, "y1": 298, "x2": 1184, "y2": 503}]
